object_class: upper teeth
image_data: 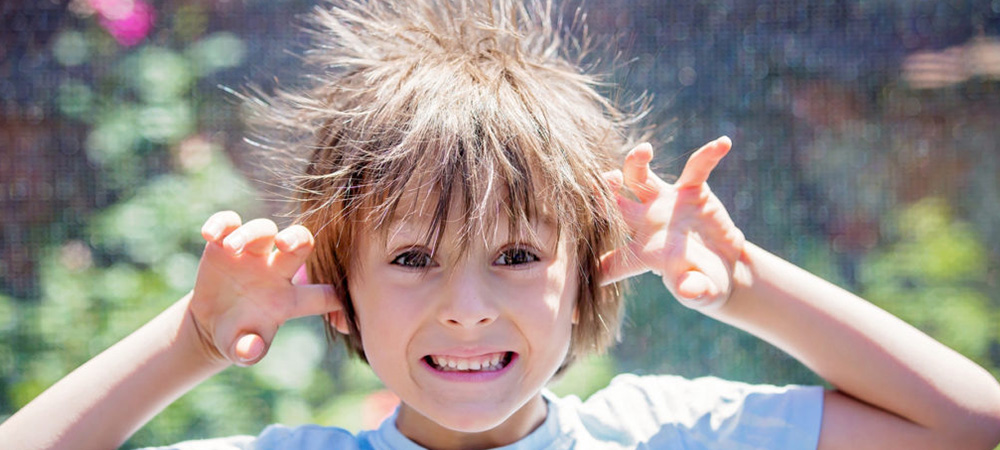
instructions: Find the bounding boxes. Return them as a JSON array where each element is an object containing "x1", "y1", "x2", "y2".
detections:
[{"x1": 430, "y1": 352, "x2": 506, "y2": 372}]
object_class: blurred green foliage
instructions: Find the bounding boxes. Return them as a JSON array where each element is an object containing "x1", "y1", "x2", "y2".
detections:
[
  {"x1": 860, "y1": 198, "x2": 998, "y2": 375},
  {"x1": 0, "y1": 4, "x2": 326, "y2": 446},
  {"x1": 3, "y1": 3, "x2": 620, "y2": 445}
]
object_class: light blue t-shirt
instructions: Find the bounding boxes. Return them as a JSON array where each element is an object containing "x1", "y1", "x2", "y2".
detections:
[{"x1": 149, "y1": 374, "x2": 823, "y2": 449}]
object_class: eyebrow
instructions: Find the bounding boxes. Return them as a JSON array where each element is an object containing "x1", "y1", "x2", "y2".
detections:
[
  {"x1": 380, "y1": 212, "x2": 560, "y2": 245},
  {"x1": 377, "y1": 187, "x2": 564, "y2": 247}
]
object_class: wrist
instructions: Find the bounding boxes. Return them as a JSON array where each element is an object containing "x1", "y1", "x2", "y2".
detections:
[
  {"x1": 171, "y1": 292, "x2": 233, "y2": 374},
  {"x1": 712, "y1": 241, "x2": 760, "y2": 318}
]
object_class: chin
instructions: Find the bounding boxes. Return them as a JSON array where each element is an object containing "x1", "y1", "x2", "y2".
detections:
[{"x1": 425, "y1": 403, "x2": 516, "y2": 433}]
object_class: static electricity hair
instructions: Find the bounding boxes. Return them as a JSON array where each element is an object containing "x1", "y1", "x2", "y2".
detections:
[{"x1": 245, "y1": 0, "x2": 646, "y2": 371}]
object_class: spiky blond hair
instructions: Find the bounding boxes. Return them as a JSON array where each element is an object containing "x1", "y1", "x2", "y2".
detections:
[{"x1": 245, "y1": 0, "x2": 645, "y2": 372}]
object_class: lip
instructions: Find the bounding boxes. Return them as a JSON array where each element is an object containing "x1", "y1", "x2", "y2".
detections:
[{"x1": 421, "y1": 352, "x2": 518, "y2": 383}]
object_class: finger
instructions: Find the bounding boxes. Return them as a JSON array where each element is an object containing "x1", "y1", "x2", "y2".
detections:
[
  {"x1": 599, "y1": 246, "x2": 649, "y2": 285},
  {"x1": 675, "y1": 270, "x2": 717, "y2": 300},
  {"x1": 224, "y1": 218, "x2": 279, "y2": 256},
  {"x1": 615, "y1": 194, "x2": 649, "y2": 229},
  {"x1": 622, "y1": 143, "x2": 660, "y2": 203},
  {"x1": 201, "y1": 211, "x2": 242, "y2": 243},
  {"x1": 287, "y1": 284, "x2": 341, "y2": 319},
  {"x1": 233, "y1": 333, "x2": 267, "y2": 366},
  {"x1": 216, "y1": 318, "x2": 274, "y2": 366},
  {"x1": 292, "y1": 264, "x2": 309, "y2": 285},
  {"x1": 596, "y1": 170, "x2": 625, "y2": 217},
  {"x1": 271, "y1": 225, "x2": 315, "y2": 278},
  {"x1": 675, "y1": 136, "x2": 732, "y2": 189}
]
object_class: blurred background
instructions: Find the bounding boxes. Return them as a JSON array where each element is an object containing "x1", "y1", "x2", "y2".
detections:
[{"x1": 1, "y1": 0, "x2": 999, "y2": 446}]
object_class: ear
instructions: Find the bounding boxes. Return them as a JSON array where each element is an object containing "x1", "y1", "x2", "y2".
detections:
[
  {"x1": 328, "y1": 311, "x2": 350, "y2": 335},
  {"x1": 572, "y1": 303, "x2": 579, "y2": 325}
]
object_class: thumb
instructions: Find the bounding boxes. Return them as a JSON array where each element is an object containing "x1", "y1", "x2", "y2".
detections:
[
  {"x1": 672, "y1": 270, "x2": 723, "y2": 309},
  {"x1": 233, "y1": 333, "x2": 267, "y2": 366},
  {"x1": 292, "y1": 264, "x2": 310, "y2": 285}
]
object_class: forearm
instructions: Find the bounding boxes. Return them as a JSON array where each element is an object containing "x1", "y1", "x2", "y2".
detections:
[
  {"x1": 0, "y1": 293, "x2": 229, "y2": 450},
  {"x1": 712, "y1": 242, "x2": 1000, "y2": 441}
]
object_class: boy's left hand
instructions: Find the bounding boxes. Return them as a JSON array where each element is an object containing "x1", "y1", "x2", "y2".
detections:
[{"x1": 601, "y1": 137, "x2": 746, "y2": 312}]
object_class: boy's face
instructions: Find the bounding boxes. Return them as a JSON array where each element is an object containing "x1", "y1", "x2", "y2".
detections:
[{"x1": 345, "y1": 187, "x2": 578, "y2": 444}]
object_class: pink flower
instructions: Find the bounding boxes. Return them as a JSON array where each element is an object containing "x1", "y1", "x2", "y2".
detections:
[{"x1": 88, "y1": 0, "x2": 155, "y2": 47}]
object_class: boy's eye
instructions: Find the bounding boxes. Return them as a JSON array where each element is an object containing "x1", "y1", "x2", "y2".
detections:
[
  {"x1": 493, "y1": 247, "x2": 539, "y2": 266},
  {"x1": 391, "y1": 250, "x2": 435, "y2": 268}
]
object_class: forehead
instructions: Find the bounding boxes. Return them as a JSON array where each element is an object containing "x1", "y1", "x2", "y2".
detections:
[{"x1": 369, "y1": 179, "x2": 563, "y2": 247}]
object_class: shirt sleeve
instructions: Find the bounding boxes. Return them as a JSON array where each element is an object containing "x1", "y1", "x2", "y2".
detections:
[{"x1": 577, "y1": 373, "x2": 824, "y2": 450}]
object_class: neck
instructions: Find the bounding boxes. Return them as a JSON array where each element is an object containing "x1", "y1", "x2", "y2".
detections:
[{"x1": 396, "y1": 394, "x2": 547, "y2": 450}]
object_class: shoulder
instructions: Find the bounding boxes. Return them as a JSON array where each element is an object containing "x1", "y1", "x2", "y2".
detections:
[
  {"x1": 554, "y1": 373, "x2": 824, "y2": 449},
  {"x1": 139, "y1": 424, "x2": 365, "y2": 450},
  {"x1": 602, "y1": 373, "x2": 821, "y2": 414}
]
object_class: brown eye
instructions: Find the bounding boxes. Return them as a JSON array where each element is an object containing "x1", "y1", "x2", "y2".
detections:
[
  {"x1": 392, "y1": 250, "x2": 434, "y2": 268},
  {"x1": 493, "y1": 248, "x2": 539, "y2": 266}
]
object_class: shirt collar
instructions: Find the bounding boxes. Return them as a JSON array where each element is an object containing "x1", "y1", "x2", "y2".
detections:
[{"x1": 371, "y1": 389, "x2": 568, "y2": 450}]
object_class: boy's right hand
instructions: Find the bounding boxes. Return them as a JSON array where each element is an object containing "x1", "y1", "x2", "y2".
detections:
[{"x1": 190, "y1": 211, "x2": 339, "y2": 366}]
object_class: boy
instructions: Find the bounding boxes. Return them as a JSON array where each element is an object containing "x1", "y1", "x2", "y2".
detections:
[{"x1": 3, "y1": 0, "x2": 1000, "y2": 448}]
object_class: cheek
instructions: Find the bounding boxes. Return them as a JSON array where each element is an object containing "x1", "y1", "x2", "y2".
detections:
[
  {"x1": 347, "y1": 275, "x2": 389, "y2": 352},
  {"x1": 550, "y1": 258, "x2": 582, "y2": 344},
  {"x1": 547, "y1": 253, "x2": 580, "y2": 314},
  {"x1": 517, "y1": 256, "x2": 579, "y2": 336},
  {"x1": 527, "y1": 267, "x2": 578, "y2": 374},
  {"x1": 352, "y1": 294, "x2": 401, "y2": 377},
  {"x1": 350, "y1": 279, "x2": 423, "y2": 362}
]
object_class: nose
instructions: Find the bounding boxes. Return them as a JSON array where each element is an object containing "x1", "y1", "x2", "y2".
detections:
[{"x1": 438, "y1": 267, "x2": 499, "y2": 329}]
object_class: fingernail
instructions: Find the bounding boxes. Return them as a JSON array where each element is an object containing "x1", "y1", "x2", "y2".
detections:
[
  {"x1": 226, "y1": 234, "x2": 245, "y2": 252},
  {"x1": 285, "y1": 231, "x2": 304, "y2": 250},
  {"x1": 236, "y1": 335, "x2": 263, "y2": 363},
  {"x1": 205, "y1": 223, "x2": 222, "y2": 240}
]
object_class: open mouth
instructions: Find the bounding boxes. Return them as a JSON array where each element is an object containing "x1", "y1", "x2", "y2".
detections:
[{"x1": 424, "y1": 351, "x2": 515, "y2": 372}]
